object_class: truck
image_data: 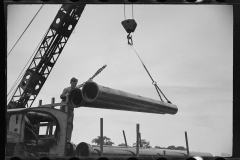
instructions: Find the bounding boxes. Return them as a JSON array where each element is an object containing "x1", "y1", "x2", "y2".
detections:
[
  {"x1": 6, "y1": 81, "x2": 212, "y2": 158},
  {"x1": 6, "y1": 4, "x2": 213, "y2": 159}
]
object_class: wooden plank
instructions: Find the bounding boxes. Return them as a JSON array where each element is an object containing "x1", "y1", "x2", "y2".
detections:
[{"x1": 39, "y1": 102, "x2": 67, "y2": 108}]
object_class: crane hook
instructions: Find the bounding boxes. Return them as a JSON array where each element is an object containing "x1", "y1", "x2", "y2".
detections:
[
  {"x1": 121, "y1": 19, "x2": 137, "y2": 45},
  {"x1": 127, "y1": 33, "x2": 133, "y2": 45}
]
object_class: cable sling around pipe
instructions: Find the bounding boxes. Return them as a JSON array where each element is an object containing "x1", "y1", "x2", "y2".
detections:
[
  {"x1": 121, "y1": 4, "x2": 171, "y2": 103},
  {"x1": 128, "y1": 42, "x2": 172, "y2": 104}
]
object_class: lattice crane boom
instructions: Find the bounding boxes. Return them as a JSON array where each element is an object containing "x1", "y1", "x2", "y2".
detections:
[{"x1": 8, "y1": 4, "x2": 86, "y2": 109}]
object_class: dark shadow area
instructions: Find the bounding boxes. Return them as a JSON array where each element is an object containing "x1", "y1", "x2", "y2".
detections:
[
  {"x1": 39, "y1": 157, "x2": 50, "y2": 160},
  {"x1": 10, "y1": 157, "x2": 21, "y2": 160},
  {"x1": 127, "y1": 157, "x2": 138, "y2": 160},
  {"x1": 186, "y1": 157, "x2": 196, "y2": 160},
  {"x1": 215, "y1": 158, "x2": 226, "y2": 160},
  {"x1": 99, "y1": 0, "x2": 109, "y2": 2},
  {"x1": 98, "y1": 157, "x2": 109, "y2": 160},
  {"x1": 69, "y1": 157, "x2": 80, "y2": 160},
  {"x1": 156, "y1": 158, "x2": 167, "y2": 160}
]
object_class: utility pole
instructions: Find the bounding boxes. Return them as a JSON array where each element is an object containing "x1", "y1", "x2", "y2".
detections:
[
  {"x1": 100, "y1": 118, "x2": 103, "y2": 157},
  {"x1": 185, "y1": 131, "x2": 189, "y2": 157},
  {"x1": 136, "y1": 124, "x2": 139, "y2": 157}
]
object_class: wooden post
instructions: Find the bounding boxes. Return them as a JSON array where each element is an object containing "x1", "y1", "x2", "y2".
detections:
[
  {"x1": 38, "y1": 100, "x2": 42, "y2": 107},
  {"x1": 100, "y1": 118, "x2": 103, "y2": 157},
  {"x1": 51, "y1": 97, "x2": 55, "y2": 108},
  {"x1": 123, "y1": 130, "x2": 128, "y2": 147},
  {"x1": 47, "y1": 98, "x2": 55, "y2": 135},
  {"x1": 139, "y1": 132, "x2": 142, "y2": 147},
  {"x1": 46, "y1": 126, "x2": 49, "y2": 135},
  {"x1": 185, "y1": 131, "x2": 189, "y2": 157},
  {"x1": 49, "y1": 123, "x2": 52, "y2": 135},
  {"x1": 136, "y1": 124, "x2": 139, "y2": 157}
]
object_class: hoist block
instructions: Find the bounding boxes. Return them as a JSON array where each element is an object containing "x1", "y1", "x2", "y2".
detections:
[{"x1": 121, "y1": 19, "x2": 137, "y2": 33}]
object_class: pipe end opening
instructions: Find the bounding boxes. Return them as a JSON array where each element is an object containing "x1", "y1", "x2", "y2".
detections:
[
  {"x1": 82, "y1": 82, "x2": 98, "y2": 101},
  {"x1": 69, "y1": 88, "x2": 83, "y2": 107}
]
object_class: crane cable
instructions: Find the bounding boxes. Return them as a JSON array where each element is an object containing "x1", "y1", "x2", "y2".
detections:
[
  {"x1": 7, "y1": 4, "x2": 44, "y2": 57},
  {"x1": 7, "y1": 27, "x2": 50, "y2": 103},
  {"x1": 124, "y1": 4, "x2": 134, "y2": 45},
  {"x1": 124, "y1": 4, "x2": 134, "y2": 20},
  {"x1": 130, "y1": 45, "x2": 172, "y2": 104},
  {"x1": 123, "y1": 5, "x2": 171, "y2": 103},
  {"x1": 132, "y1": 4, "x2": 134, "y2": 19},
  {"x1": 124, "y1": 4, "x2": 126, "y2": 20},
  {"x1": 7, "y1": 5, "x2": 45, "y2": 100}
]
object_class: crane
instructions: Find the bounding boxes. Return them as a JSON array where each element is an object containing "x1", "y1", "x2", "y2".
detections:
[
  {"x1": 6, "y1": 5, "x2": 215, "y2": 159},
  {"x1": 7, "y1": 4, "x2": 86, "y2": 109}
]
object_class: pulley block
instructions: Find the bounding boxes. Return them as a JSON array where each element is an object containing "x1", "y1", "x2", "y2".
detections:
[{"x1": 121, "y1": 19, "x2": 137, "y2": 33}]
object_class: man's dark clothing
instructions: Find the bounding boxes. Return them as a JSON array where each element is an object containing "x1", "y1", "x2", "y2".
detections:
[{"x1": 60, "y1": 86, "x2": 75, "y2": 142}]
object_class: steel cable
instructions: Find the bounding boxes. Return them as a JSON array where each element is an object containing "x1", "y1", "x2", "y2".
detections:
[
  {"x1": 7, "y1": 4, "x2": 44, "y2": 57},
  {"x1": 130, "y1": 45, "x2": 171, "y2": 103},
  {"x1": 7, "y1": 27, "x2": 50, "y2": 103},
  {"x1": 124, "y1": 4, "x2": 126, "y2": 20}
]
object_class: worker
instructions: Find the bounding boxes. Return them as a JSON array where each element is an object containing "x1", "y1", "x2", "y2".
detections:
[{"x1": 60, "y1": 77, "x2": 83, "y2": 142}]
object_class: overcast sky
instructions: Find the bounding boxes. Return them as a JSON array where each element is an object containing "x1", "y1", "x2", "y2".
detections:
[{"x1": 7, "y1": 4, "x2": 232, "y2": 157}]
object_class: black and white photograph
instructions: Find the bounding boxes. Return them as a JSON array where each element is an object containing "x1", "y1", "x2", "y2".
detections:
[{"x1": 6, "y1": 2, "x2": 234, "y2": 159}]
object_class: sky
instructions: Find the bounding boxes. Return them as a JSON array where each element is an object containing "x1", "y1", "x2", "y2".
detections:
[{"x1": 7, "y1": 4, "x2": 233, "y2": 157}]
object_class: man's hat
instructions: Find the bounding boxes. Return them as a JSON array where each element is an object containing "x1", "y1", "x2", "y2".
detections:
[{"x1": 70, "y1": 77, "x2": 78, "y2": 82}]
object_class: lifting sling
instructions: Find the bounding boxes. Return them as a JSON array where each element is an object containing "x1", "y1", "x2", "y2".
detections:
[{"x1": 121, "y1": 4, "x2": 171, "y2": 104}]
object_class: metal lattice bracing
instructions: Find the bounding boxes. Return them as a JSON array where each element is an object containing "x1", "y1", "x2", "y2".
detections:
[{"x1": 8, "y1": 4, "x2": 86, "y2": 109}]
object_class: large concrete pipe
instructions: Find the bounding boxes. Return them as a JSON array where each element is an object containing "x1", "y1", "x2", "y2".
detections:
[
  {"x1": 76, "y1": 142, "x2": 213, "y2": 157},
  {"x1": 68, "y1": 88, "x2": 166, "y2": 114},
  {"x1": 79, "y1": 81, "x2": 178, "y2": 115}
]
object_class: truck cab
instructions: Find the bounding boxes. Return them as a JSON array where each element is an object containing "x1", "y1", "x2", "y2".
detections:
[{"x1": 6, "y1": 107, "x2": 73, "y2": 157}]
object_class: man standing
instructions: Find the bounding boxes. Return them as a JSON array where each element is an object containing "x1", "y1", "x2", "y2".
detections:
[
  {"x1": 60, "y1": 77, "x2": 83, "y2": 142},
  {"x1": 60, "y1": 77, "x2": 78, "y2": 103}
]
